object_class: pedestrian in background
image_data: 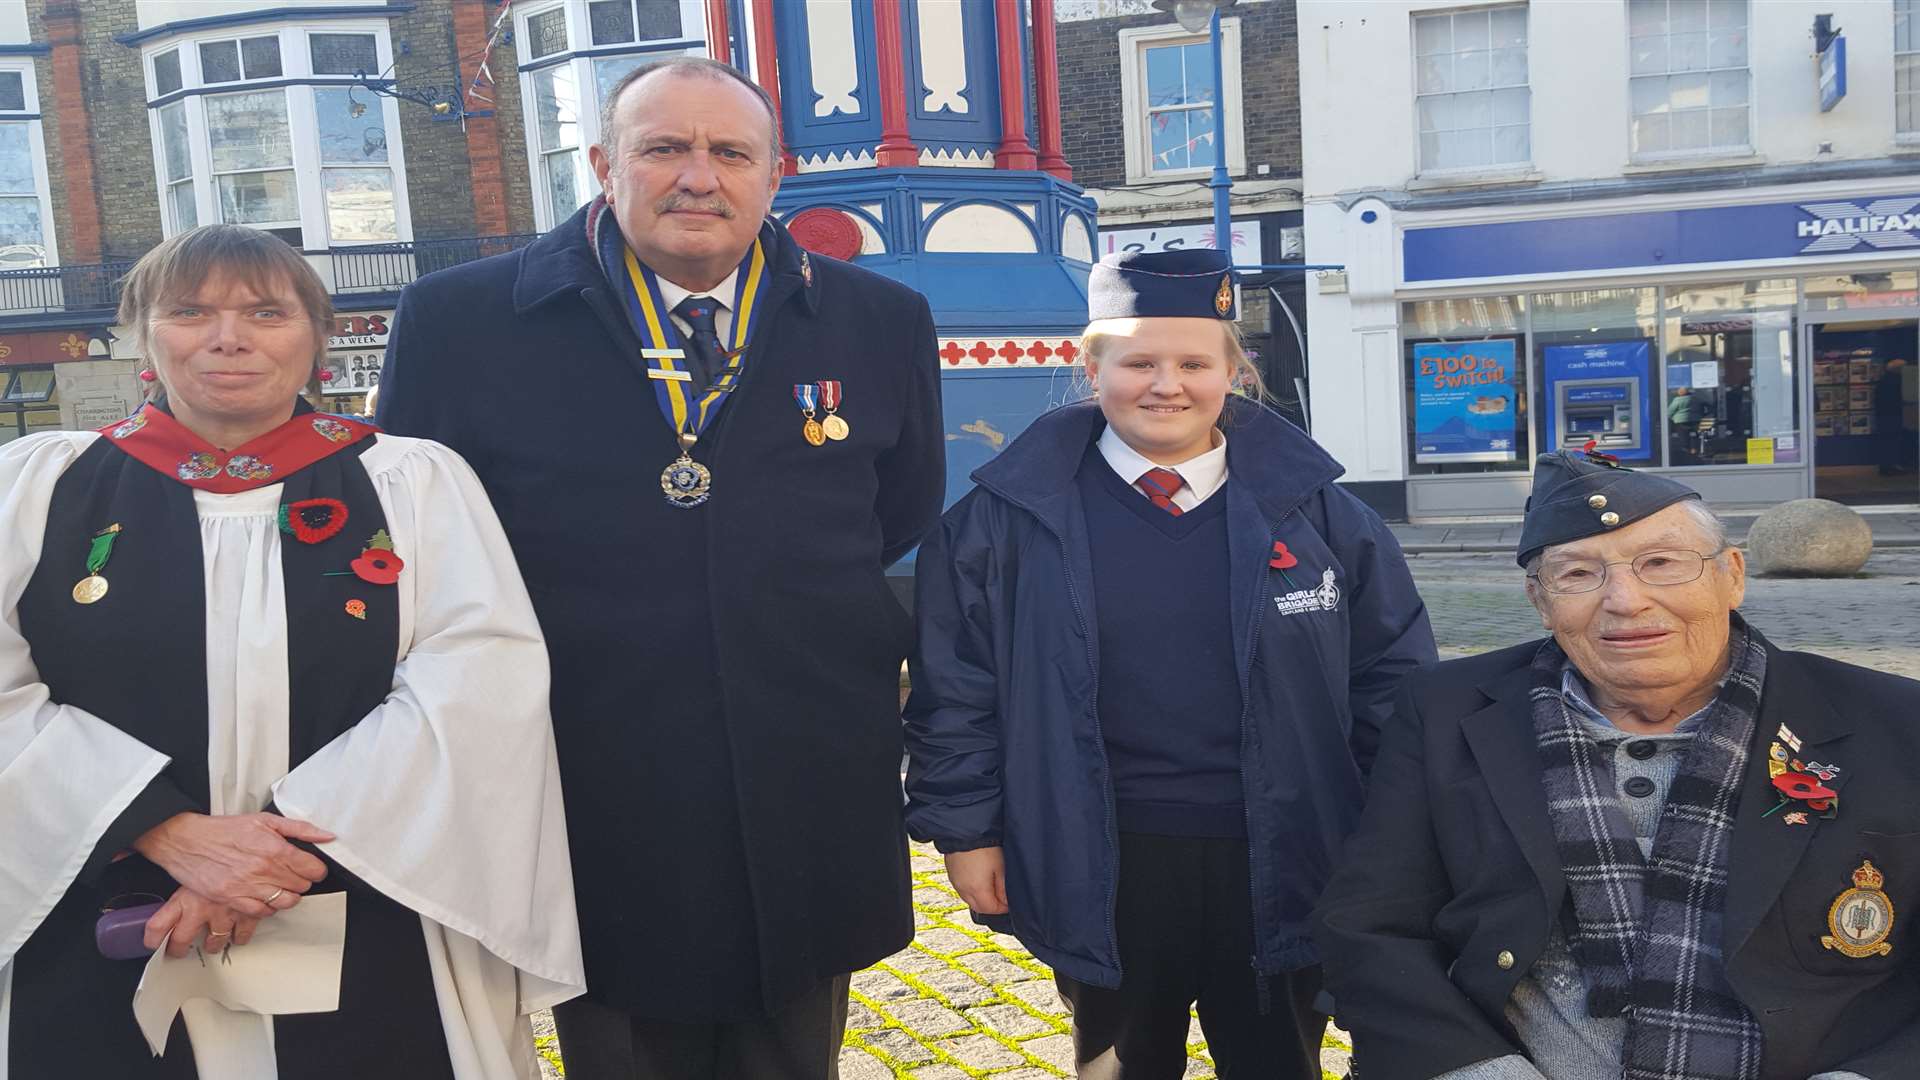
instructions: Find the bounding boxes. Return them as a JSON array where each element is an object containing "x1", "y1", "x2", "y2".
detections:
[{"x1": 905, "y1": 248, "x2": 1435, "y2": 1079}]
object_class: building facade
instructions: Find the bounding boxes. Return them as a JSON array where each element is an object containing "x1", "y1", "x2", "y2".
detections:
[
  {"x1": 1301, "y1": 0, "x2": 1920, "y2": 520},
  {"x1": 0, "y1": 0, "x2": 1098, "y2": 513},
  {"x1": 1053, "y1": 0, "x2": 1311, "y2": 422}
]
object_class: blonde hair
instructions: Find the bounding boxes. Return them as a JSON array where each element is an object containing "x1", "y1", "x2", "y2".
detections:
[
  {"x1": 119, "y1": 225, "x2": 334, "y2": 399},
  {"x1": 1079, "y1": 317, "x2": 1272, "y2": 405}
]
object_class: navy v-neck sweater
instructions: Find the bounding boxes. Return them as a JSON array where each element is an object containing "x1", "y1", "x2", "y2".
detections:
[{"x1": 1077, "y1": 444, "x2": 1246, "y2": 837}]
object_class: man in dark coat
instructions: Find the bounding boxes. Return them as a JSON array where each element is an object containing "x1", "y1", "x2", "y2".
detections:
[
  {"x1": 377, "y1": 56, "x2": 943, "y2": 1079},
  {"x1": 1315, "y1": 449, "x2": 1920, "y2": 1080}
]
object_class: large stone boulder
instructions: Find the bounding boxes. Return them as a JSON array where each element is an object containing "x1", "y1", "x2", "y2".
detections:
[{"x1": 1745, "y1": 498, "x2": 1873, "y2": 576}]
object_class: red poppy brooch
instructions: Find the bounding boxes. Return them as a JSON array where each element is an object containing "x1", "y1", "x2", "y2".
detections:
[
  {"x1": 1270, "y1": 541, "x2": 1298, "y2": 569},
  {"x1": 349, "y1": 529, "x2": 405, "y2": 585},
  {"x1": 277, "y1": 498, "x2": 349, "y2": 545},
  {"x1": 1762, "y1": 732, "x2": 1840, "y2": 825}
]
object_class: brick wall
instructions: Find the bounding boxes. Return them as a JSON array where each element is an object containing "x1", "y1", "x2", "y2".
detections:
[
  {"x1": 72, "y1": 1, "x2": 161, "y2": 258},
  {"x1": 391, "y1": 0, "x2": 478, "y2": 240},
  {"x1": 1054, "y1": 0, "x2": 1301, "y2": 188}
]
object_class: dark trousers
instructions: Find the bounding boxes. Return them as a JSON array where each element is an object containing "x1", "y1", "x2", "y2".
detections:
[
  {"x1": 551, "y1": 973, "x2": 851, "y2": 1080},
  {"x1": 1055, "y1": 833, "x2": 1327, "y2": 1080}
]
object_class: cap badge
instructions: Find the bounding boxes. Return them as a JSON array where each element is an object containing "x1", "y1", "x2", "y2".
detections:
[{"x1": 1214, "y1": 274, "x2": 1233, "y2": 317}]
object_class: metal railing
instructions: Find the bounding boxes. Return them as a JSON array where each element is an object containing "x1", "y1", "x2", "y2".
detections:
[
  {"x1": 0, "y1": 261, "x2": 139, "y2": 316},
  {"x1": 330, "y1": 234, "x2": 540, "y2": 293}
]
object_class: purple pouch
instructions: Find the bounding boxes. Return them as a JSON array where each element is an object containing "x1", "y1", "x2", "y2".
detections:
[{"x1": 96, "y1": 901, "x2": 163, "y2": 960}]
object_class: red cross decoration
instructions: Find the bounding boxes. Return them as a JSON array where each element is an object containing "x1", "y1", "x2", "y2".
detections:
[
  {"x1": 997, "y1": 341, "x2": 1025, "y2": 364},
  {"x1": 939, "y1": 341, "x2": 967, "y2": 366},
  {"x1": 1026, "y1": 341, "x2": 1053, "y2": 363},
  {"x1": 1054, "y1": 339, "x2": 1079, "y2": 364},
  {"x1": 968, "y1": 341, "x2": 995, "y2": 365}
]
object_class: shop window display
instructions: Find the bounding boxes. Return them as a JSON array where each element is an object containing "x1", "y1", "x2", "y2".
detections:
[
  {"x1": 1662, "y1": 279, "x2": 1800, "y2": 467},
  {"x1": 1401, "y1": 295, "x2": 1529, "y2": 474}
]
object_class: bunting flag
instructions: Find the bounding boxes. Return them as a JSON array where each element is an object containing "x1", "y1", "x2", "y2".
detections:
[
  {"x1": 462, "y1": 0, "x2": 515, "y2": 111},
  {"x1": 1154, "y1": 128, "x2": 1216, "y2": 166}
]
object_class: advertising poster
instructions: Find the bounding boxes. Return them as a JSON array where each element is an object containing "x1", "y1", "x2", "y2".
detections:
[
  {"x1": 1412, "y1": 340, "x2": 1518, "y2": 463},
  {"x1": 1542, "y1": 340, "x2": 1654, "y2": 461}
]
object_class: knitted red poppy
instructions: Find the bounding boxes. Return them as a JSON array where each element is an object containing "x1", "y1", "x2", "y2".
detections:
[{"x1": 279, "y1": 498, "x2": 349, "y2": 545}]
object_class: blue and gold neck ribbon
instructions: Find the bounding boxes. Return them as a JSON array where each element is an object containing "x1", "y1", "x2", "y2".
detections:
[{"x1": 607, "y1": 230, "x2": 769, "y2": 440}]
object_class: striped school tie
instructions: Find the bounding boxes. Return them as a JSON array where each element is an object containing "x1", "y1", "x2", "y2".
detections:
[{"x1": 1137, "y1": 467, "x2": 1185, "y2": 516}]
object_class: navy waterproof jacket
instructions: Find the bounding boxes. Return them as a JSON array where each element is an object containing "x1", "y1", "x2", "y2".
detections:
[{"x1": 903, "y1": 398, "x2": 1437, "y2": 988}]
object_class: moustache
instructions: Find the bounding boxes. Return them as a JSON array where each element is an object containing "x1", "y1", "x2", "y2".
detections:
[{"x1": 655, "y1": 195, "x2": 735, "y2": 218}]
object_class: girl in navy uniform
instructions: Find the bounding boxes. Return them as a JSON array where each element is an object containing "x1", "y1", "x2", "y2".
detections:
[{"x1": 904, "y1": 248, "x2": 1436, "y2": 1079}]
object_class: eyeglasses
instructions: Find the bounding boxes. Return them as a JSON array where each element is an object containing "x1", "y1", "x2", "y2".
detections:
[{"x1": 1528, "y1": 548, "x2": 1722, "y2": 595}]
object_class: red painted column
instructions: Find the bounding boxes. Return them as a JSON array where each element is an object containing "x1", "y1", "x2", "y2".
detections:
[
  {"x1": 41, "y1": 1, "x2": 102, "y2": 261},
  {"x1": 1029, "y1": 0, "x2": 1072, "y2": 180},
  {"x1": 451, "y1": 0, "x2": 510, "y2": 236},
  {"x1": 992, "y1": 0, "x2": 1038, "y2": 170},
  {"x1": 705, "y1": 0, "x2": 732, "y2": 64},
  {"x1": 871, "y1": 0, "x2": 918, "y2": 167},
  {"x1": 750, "y1": 0, "x2": 798, "y2": 175}
]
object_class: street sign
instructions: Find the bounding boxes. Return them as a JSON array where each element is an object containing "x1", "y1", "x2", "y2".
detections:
[{"x1": 1819, "y1": 34, "x2": 1847, "y2": 113}]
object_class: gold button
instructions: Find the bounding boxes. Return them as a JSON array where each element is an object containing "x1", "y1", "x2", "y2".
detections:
[
  {"x1": 1496, "y1": 950, "x2": 1516, "y2": 970},
  {"x1": 1599, "y1": 511, "x2": 1621, "y2": 527},
  {"x1": 1588, "y1": 494, "x2": 1608, "y2": 509}
]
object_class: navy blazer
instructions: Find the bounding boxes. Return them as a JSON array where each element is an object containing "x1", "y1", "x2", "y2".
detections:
[{"x1": 1315, "y1": 635, "x2": 1920, "y2": 1080}]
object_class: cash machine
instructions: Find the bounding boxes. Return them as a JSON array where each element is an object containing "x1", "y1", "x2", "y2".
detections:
[{"x1": 1555, "y1": 378, "x2": 1643, "y2": 454}]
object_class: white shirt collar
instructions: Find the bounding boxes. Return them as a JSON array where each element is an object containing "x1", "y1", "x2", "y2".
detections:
[
  {"x1": 1096, "y1": 424, "x2": 1230, "y2": 510},
  {"x1": 655, "y1": 269, "x2": 740, "y2": 317}
]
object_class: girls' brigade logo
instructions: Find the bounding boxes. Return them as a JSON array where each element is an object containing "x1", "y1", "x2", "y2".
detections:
[{"x1": 1275, "y1": 568, "x2": 1340, "y2": 617}]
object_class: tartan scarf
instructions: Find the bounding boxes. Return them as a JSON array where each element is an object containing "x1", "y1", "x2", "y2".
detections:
[{"x1": 1530, "y1": 615, "x2": 1766, "y2": 1080}]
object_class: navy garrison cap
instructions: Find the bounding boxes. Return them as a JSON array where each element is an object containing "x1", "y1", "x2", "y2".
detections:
[
  {"x1": 1088, "y1": 248, "x2": 1238, "y2": 321},
  {"x1": 1516, "y1": 448, "x2": 1702, "y2": 566}
]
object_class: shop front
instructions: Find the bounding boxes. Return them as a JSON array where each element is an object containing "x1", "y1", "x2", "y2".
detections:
[{"x1": 1390, "y1": 184, "x2": 1920, "y2": 517}]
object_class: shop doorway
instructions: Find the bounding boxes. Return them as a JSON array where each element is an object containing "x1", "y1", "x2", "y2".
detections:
[{"x1": 1811, "y1": 319, "x2": 1918, "y2": 505}]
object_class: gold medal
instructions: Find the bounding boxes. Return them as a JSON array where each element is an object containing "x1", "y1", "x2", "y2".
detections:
[
  {"x1": 72, "y1": 575, "x2": 110, "y2": 604},
  {"x1": 73, "y1": 523, "x2": 122, "y2": 605},
  {"x1": 803, "y1": 418, "x2": 827, "y2": 446},
  {"x1": 822, "y1": 414, "x2": 850, "y2": 441}
]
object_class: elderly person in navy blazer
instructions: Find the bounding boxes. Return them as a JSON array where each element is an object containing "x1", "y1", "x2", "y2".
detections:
[{"x1": 1315, "y1": 449, "x2": 1920, "y2": 1080}]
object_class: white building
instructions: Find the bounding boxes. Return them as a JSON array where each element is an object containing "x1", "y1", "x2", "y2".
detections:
[{"x1": 1300, "y1": 0, "x2": 1920, "y2": 519}]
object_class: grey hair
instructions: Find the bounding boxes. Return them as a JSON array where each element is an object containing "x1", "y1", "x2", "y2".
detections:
[
  {"x1": 1522, "y1": 497, "x2": 1729, "y2": 576},
  {"x1": 596, "y1": 56, "x2": 782, "y2": 163}
]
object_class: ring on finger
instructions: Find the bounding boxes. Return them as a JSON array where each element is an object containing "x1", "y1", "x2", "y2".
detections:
[
  {"x1": 263, "y1": 888, "x2": 286, "y2": 906},
  {"x1": 206, "y1": 929, "x2": 232, "y2": 938}
]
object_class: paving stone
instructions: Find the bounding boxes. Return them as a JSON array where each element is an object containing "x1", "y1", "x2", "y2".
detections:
[
  {"x1": 957, "y1": 950, "x2": 1034, "y2": 985},
  {"x1": 1183, "y1": 1056, "x2": 1216, "y2": 1079},
  {"x1": 917, "y1": 965, "x2": 997, "y2": 1007},
  {"x1": 989, "y1": 932, "x2": 1025, "y2": 952},
  {"x1": 908, "y1": 1067, "x2": 969, "y2": 1080},
  {"x1": 845, "y1": 1001, "x2": 882, "y2": 1030},
  {"x1": 1023, "y1": 1033, "x2": 1077, "y2": 1070},
  {"x1": 1321, "y1": 1043, "x2": 1354, "y2": 1077},
  {"x1": 863, "y1": 1028, "x2": 936, "y2": 1065},
  {"x1": 837, "y1": 1047, "x2": 896, "y2": 1080},
  {"x1": 851, "y1": 968, "x2": 918, "y2": 1002},
  {"x1": 964, "y1": 1002, "x2": 1052, "y2": 1038},
  {"x1": 890, "y1": 997, "x2": 972, "y2": 1037},
  {"x1": 916, "y1": 927, "x2": 979, "y2": 954},
  {"x1": 992, "y1": 1071, "x2": 1059, "y2": 1080},
  {"x1": 941, "y1": 1033, "x2": 1025, "y2": 1069},
  {"x1": 888, "y1": 947, "x2": 950, "y2": 977},
  {"x1": 1003, "y1": 978, "x2": 1065, "y2": 1013},
  {"x1": 913, "y1": 907, "x2": 935, "y2": 928}
]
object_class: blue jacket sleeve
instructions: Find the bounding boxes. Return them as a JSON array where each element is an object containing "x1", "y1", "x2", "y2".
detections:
[
  {"x1": 902, "y1": 493, "x2": 1004, "y2": 853},
  {"x1": 1323, "y1": 488, "x2": 1437, "y2": 779}
]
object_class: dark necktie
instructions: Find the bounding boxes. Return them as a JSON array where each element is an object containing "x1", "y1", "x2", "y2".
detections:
[
  {"x1": 1137, "y1": 467, "x2": 1185, "y2": 516},
  {"x1": 671, "y1": 295, "x2": 726, "y2": 392}
]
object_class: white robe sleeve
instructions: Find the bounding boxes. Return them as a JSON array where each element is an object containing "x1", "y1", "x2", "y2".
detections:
[
  {"x1": 268, "y1": 436, "x2": 585, "y2": 1024},
  {"x1": 0, "y1": 432, "x2": 171, "y2": 970}
]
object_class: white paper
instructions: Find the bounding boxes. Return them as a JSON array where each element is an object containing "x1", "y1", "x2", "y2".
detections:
[
  {"x1": 133, "y1": 892, "x2": 348, "y2": 1056},
  {"x1": 1691, "y1": 361, "x2": 1721, "y2": 389}
]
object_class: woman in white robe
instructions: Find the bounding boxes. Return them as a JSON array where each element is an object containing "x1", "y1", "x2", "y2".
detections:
[{"x1": 0, "y1": 225, "x2": 584, "y2": 1079}]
